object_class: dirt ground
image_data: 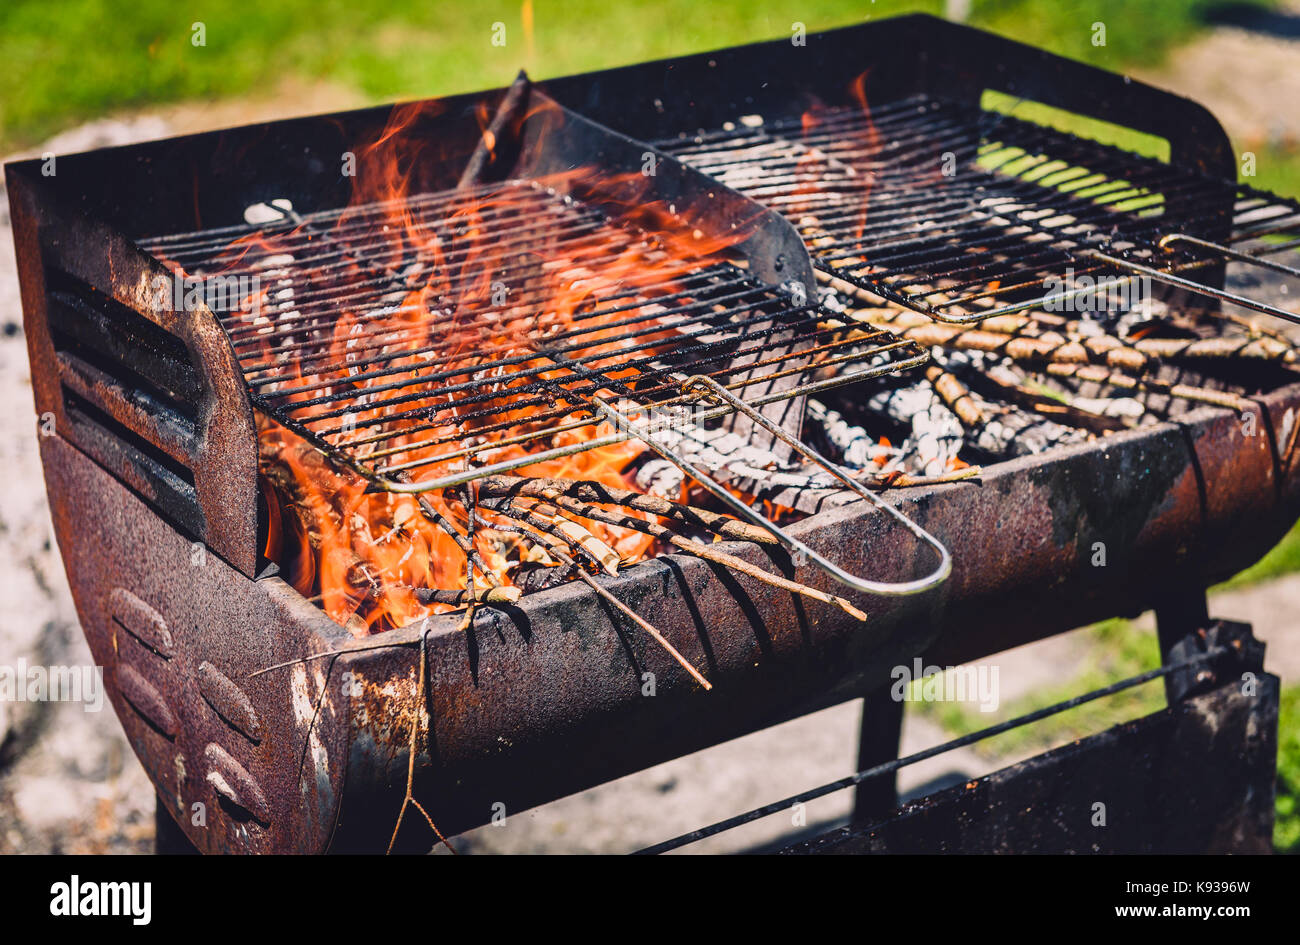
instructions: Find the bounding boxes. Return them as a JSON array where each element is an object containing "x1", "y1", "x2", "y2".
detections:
[
  {"x1": 1132, "y1": 1, "x2": 1300, "y2": 149},
  {"x1": 2, "y1": 16, "x2": 1299, "y2": 854}
]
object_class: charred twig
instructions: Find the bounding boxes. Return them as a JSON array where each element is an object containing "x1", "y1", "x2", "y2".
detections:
[
  {"x1": 482, "y1": 498, "x2": 620, "y2": 575},
  {"x1": 571, "y1": 570, "x2": 712, "y2": 690},
  {"x1": 1041, "y1": 363, "x2": 1258, "y2": 413},
  {"x1": 415, "y1": 586, "x2": 523, "y2": 606},
  {"x1": 982, "y1": 365, "x2": 1135, "y2": 434},
  {"x1": 474, "y1": 475, "x2": 778, "y2": 545},
  {"x1": 481, "y1": 513, "x2": 712, "y2": 689},
  {"x1": 458, "y1": 71, "x2": 530, "y2": 190},
  {"x1": 859, "y1": 467, "x2": 983, "y2": 487},
  {"x1": 856, "y1": 309, "x2": 1150, "y2": 372},
  {"x1": 393, "y1": 471, "x2": 501, "y2": 588},
  {"x1": 1128, "y1": 334, "x2": 1295, "y2": 364},
  {"x1": 855, "y1": 298, "x2": 1295, "y2": 367},
  {"x1": 529, "y1": 502, "x2": 623, "y2": 574},
  {"x1": 924, "y1": 365, "x2": 985, "y2": 428},
  {"x1": 534, "y1": 492, "x2": 869, "y2": 621}
]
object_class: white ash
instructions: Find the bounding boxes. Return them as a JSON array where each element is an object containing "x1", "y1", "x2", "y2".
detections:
[
  {"x1": 806, "y1": 400, "x2": 900, "y2": 469},
  {"x1": 985, "y1": 363, "x2": 1145, "y2": 422},
  {"x1": 864, "y1": 381, "x2": 965, "y2": 476},
  {"x1": 934, "y1": 356, "x2": 1090, "y2": 456},
  {"x1": 632, "y1": 422, "x2": 793, "y2": 497},
  {"x1": 1070, "y1": 395, "x2": 1146, "y2": 420},
  {"x1": 970, "y1": 399, "x2": 1089, "y2": 455},
  {"x1": 1079, "y1": 295, "x2": 1167, "y2": 340}
]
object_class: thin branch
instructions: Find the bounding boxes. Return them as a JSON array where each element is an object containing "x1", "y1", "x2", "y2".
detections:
[
  {"x1": 533, "y1": 493, "x2": 868, "y2": 621},
  {"x1": 388, "y1": 629, "x2": 456, "y2": 854},
  {"x1": 474, "y1": 475, "x2": 778, "y2": 545},
  {"x1": 480, "y1": 513, "x2": 712, "y2": 689}
]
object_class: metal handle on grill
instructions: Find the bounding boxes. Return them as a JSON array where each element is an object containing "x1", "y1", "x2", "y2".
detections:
[
  {"x1": 591, "y1": 377, "x2": 952, "y2": 597},
  {"x1": 965, "y1": 241, "x2": 1300, "y2": 325},
  {"x1": 1082, "y1": 247, "x2": 1300, "y2": 325},
  {"x1": 1158, "y1": 234, "x2": 1300, "y2": 278}
]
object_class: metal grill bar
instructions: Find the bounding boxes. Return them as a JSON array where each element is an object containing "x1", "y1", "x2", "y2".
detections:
[
  {"x1": 659, "y1": 95, "x2": 1300, "y2": 323},
  {"x1": 141, "y1": 178, "x2": 945, "y2": 594},
  {"x1": 635, "y1": 645, "x2": 1228, "y2": 854}
]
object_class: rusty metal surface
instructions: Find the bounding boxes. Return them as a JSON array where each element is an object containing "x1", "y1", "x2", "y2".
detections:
[
  {"x1": 41, "y1": 436, "x2": 350, "y2": 853},
  {"x1": 6, "y1": 165, "x2": 261, "y2": 576},
  {"x1": 36, "y1": 375, "x2": 1300, "y2": 850},
  {"x1": 331, "y1": 382, "x2": 1300, "y2": 848}
]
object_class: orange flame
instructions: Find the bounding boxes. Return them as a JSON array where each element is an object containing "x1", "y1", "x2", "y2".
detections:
[{"x1": 225, "y1": 95, "x2": 759, "y2": 635}]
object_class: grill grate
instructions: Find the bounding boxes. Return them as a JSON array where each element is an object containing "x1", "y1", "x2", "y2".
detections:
[
  {"x1": 658, "y1": 95, "x2": 1300, "y2": 323},
  {"x1": 141, "y1": 180, "x2": 926, "y2": 493}
]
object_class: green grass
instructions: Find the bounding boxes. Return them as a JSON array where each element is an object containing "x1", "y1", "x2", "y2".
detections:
[
  {"x1": 0, "y1": 0, "x2": 941, "y2": 151},
  {"x1": 911, "y1": 617, "x2": 1165, "y2": 759},
  {"x1": 1246, "y1": 143, "x2": 1300, "y2": 201},
  {"x1": 981, "y1": 89, "x2": 1172, "y2": 162},
  {"x1": 972, "y1": 0, "x2": 1273, "y2": 71},
  {"x1": 913, "y1": 620, "x2": 1300, "y2": 853},
  {"x1": 1278, "y1": 684, "x2": 1300, "y2": 853},
  {"x1": 1214, "y1": 520, "x2": 1300, "y2": 593},
  {"x1": 0, "y1": 0, "x2": 1280, "y2": 153}
]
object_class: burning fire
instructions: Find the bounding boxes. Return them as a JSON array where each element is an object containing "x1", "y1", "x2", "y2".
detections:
[{"x1": 181, "y1": 95, "x2": 761, "y2": 635}]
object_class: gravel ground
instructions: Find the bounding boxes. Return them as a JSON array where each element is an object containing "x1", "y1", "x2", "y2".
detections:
[
  {"x1": 0, "y1": 118, "x2": 171, "y2": 853},
  {"x1": 2, "y1": 19, "x2": 1299, "y2": 852},
  {"x1": 1132, "y1": 1, "x2": 1300, "y2": 149}
]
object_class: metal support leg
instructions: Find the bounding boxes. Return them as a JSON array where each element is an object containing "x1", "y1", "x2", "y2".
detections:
[
  {"x1": 154, "y1": 796, "x2": 199, "y2": 855},
  {"x1": 851, "y1": 689, "x2": 904, "y2": 824},
  {"x1": 1153, "y1": 588, "x2": 1210, "y2": 704}
]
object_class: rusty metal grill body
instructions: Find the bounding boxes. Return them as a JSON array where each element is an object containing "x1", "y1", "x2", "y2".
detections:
[{"x1": 7, "y1": 13, "x2": 1300, "y2": 852}]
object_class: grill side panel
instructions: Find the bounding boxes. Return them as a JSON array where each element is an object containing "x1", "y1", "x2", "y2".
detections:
[
  {"x1": 7, "y1": 165, "x2": 261, "y2": 575},
  {"x1": 41, "y1": 435, "x2": 352, "y2": 853}
]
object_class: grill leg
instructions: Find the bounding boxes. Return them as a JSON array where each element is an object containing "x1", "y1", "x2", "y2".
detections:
[
  {"x1": 155, "y1": 796, "x2": 200, "y2": 855},
  {"x1": 851, "y1": 689, "x2": 904, "y2": 824},
  {"x1": 1154, "y1": 588, "x2": 1211, "y2": 703}
]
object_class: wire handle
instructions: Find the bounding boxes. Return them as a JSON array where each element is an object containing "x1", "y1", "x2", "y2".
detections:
[
  {"x1": 1084, "y1": 246, "x2": 1300, "y2": 325},
  {"x1": 591, "y1": 376, "x2": 953, "y2": 597}
]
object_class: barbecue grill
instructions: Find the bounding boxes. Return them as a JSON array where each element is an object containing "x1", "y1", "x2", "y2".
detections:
[{"x1": 7, "y1": 13, "x2": 1299, "y2": 853}]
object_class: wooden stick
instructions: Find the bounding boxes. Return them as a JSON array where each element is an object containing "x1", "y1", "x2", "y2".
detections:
[
  {"x1": 571, "y1": 569, "x2": 711, "y2": 689},
  {"x1": 534, "y1": 494, "x2": 869, "y2": 622},
  {"x1": 483, "y1": 515, "x2": 712, "y2": 689},
  {"x1": 924, "y1": 365, "x2": 986, "y2": 428},
  {"x1": 860, "y1": 312, "x2": 1149, "y2": 371},
  {"x1": 395, "y1": 473, "x2": 501, "y2": 588},
  {"x1": 1130, "y1": 335, "x2": 1295, "y2": 364},
  {"x1": 482, "y1": 500, "x2": 618, "y2": 575},
  {"x1": 1042, "y1": 363, "x2": 1257, "y2": 413},
  {"x1": 458, "y1": 71, "x2": 530, "y2": 190},
  {"x1": 862, "y1": 467, "x2": 983, "y2": 488},
  {"x1": 415, "y1": 586, "x2": 523, "y2": 606},
  {"x1": 529, "y1": 502, "x2": 622, "y2": 575},
  {"x1": 474, "y1": 475, "x2": 778, "y2": 545},
  {"x1": 387, "y1": 630, "x2": 456, "y2": 854}
]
